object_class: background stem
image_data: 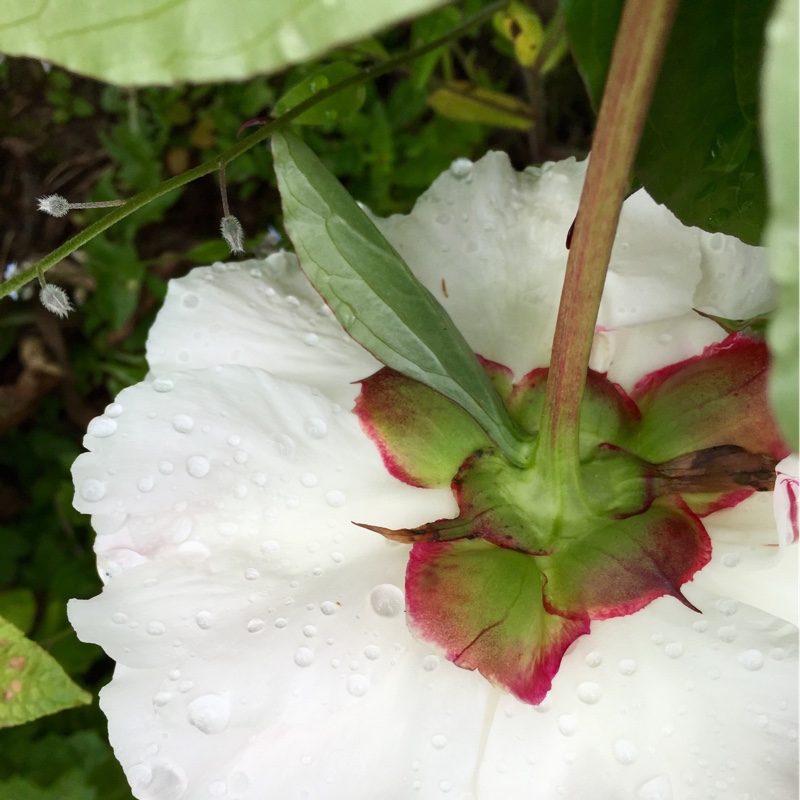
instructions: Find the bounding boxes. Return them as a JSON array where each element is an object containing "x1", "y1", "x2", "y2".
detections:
[{"x1": 537, "y1": 0, "x2": 678, "y2": 467}]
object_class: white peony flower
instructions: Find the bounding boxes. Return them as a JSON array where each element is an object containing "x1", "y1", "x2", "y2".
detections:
[{"x1": 69, "y1": 153, "x2": 797, "y2": 800}]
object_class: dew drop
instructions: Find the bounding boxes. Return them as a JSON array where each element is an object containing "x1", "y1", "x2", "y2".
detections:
[
  {"x1": 87, "y1": 416, "x2": 118, "y2": 437},
  {"x1": 557, "y1": 715, "x2": 577, "y2": 736},
  {"x1": 294, "y1": 647, "x2": 314, "y2": 667},
  {"x1": 422, "y1": 654, "x2": 439, "y2": 672},
  {"x1": 449, "y1": 157, "x2": 473, "y2": 178},
  {"x1": 303, "y1": 333, "x2": 319, "y2": 346},
  {"x1": 247, "y1": 618, "x2": 265, "y2": 633},
  {"x1": 146, "y1": 621, "x2": 166, "y2": 636},
  {"x1": 320, "y1": 601, "x2": 337, "y2": 616},
  {"x1": 186, "y1": 455, "x2": 210, "y2": 478},
  {"x1": 738, "y1": 649, "x2": 764, "y2": 671},
  {"x1": 431, "y1": 733, "x2": 448, "y2": 749},
  {"x1": 152, "y1": 378, "x2": 175, "y2": 392},
  {"x1": 127, "y1": 764, "x2": 153, "y2": 790},
  {"x1": 244, "y1": 568, "x2": 260, "y2": 581},
  {"x1": 208, "y1": 780, "x2": 226, "y2": 797},
  {"x1": 346, "y1": 673, "x2": 370, "y2": 697},
  {"x1": 325, "y1": 490, "x2": 346, "y2": 508},
  {"x1": 364, "y1": 645, "x2": 380, "y2": 660},
  {"x1": 137, "y1": 476, "x2": 155, "y2": 493},
  {"x1": 618, "y1": 659, "x2": 637, "y2": 675},
  {"x1": 301, "y1": 472, "x2": 318, "y2": 488},
  {"x1": 111, "y1": 612, "x2": 127, "y2": 624},
  {"x1": 692, "y1": 620, "x2": 708, "y2": 633},
  {"x1": 717, "y1": 625, "x2": 737, "y2": 642},
  {"x1": 172, "y1": 414, "x2": 194, "y2": 433},
  {"x1": 252, "y1": 472, "x2": 267, "y2": 486},
  {"x1": 79, "y1": 478, "x2": 106, "y2": 502},
  {"x1": 716, "y1": 597, "x2": 738, "y2": 616},
  {"x1": 234, "y1": 450, "x2": 249, "y2": 464},
  {"x1": 153, "y1": 691, "x2": 172, "y2": 706},
  {"x1": 369, "y1": 584, "x2": 404, "y2": 617},
  {"x1": 196, "y1": 611, "x2": 213, "y2": 629},
  {"x1": 182, "y1": 293, "x2": 200, "y2": 309},
  {"x1": 664, "y1": 642, "x2": 683, "y2": 659},
  {"x1": 303, "y1": 625, "x2": 317, "y2": 638},
  {"x1": 274, "y1": 618, "x2": 288, "y2": 629},
  {"x1": 577, "y1": 681, "x2": 602, "y2": 704},
  {"x1": 187, "y1": 694, "x2": 230, "y2": 734},
  {"x1": 260, "y1": 539, "x2": 280, "y2": 555},
  {"x1": 585, "y1": 651, "x2": 603, "y2": 668},
  {"x1": 105, "y1": 403, "x2": 124, "y2": 418},
  {"x1": 613, "y1": 739, "x2": 638, "y2": 765},
  {"x1": 158, "y1": 460, "x2": 174, "y2": 475}
]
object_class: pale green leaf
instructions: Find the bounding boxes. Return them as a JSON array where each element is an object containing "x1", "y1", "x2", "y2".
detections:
[
  {"x1": 762, "y1": 0, "x2": 799, "y2": 449},
  {"x1": 0, "y1": 615, "x2": 91, "y2": 728},
  {"x1": 0, "y1": 0, "x2": 447, "y2": 87},
  {"x1": 272, "y1": 131, "x2": 532, "y2": 465}
]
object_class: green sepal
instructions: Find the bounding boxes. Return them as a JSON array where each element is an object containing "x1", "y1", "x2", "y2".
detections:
[
  {"x1": 355, "y1": 368, "x2": 489, "y2": 488},
  {"x1": 272, "y1": 131, "x2": 532, "y2": 466},
  {"x1": 0, "y1": 615, "x2": 91, "y2": 728}
]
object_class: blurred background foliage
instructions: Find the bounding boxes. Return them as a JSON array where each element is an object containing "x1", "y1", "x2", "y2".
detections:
[{"x1": 0, "y1": 1, "x2": 593, "y2": 796}]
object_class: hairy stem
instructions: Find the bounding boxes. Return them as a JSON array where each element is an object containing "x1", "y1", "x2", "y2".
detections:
[
  {"x1": 1, "y1": 0, "x2": 507, "y2": 300},
  {"x1": 538, "y1": 0, "x2": 678, "y2": 468}
]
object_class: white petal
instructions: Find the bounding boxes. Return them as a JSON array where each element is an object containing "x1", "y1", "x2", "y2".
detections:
[
  {"x1": 145, "y1": 255, "x2": 379, "y2": 408},
  {"x1": 774, "y1": 455, "x2": 799, "y2": 548},
  {"x1": 372, "y1": 152, "x2": 582, "y2": 378},
  {"x1": 480, "y1": 580, "x2": 798, "y2": 799}
]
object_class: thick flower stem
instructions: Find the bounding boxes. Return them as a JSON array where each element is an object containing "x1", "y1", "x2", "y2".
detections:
[{"x1": 537, "y1": 0, "x2": 678, "y2": 474}]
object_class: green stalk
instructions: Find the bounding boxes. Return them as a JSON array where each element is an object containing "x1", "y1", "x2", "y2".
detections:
[
  {"x1": 1, "y1": 0, "x2": 508, "y2": 301},
  {"x1": 537, "y1": 0, "x2": 678, "y2": 470}
]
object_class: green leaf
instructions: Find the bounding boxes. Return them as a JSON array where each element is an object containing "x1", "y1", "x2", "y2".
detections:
[
  {"x1": 0, "y1": 0, "x2": 449, "y2": 86},
  {"x1": 762, "y1": 0, "x2": 799, "y2": 449},
  {"x1": 274, "y1": 62, "x2": 365, "y2": 125},
  {"x1": 272, "y1": 131, "x2": 532, "y2": 465},
  {"x1": 427, "y1": 81, "x2": 536, "y2": 130},
  {"x1": 0, "y1": 615, "x2": 91, "y2": 728},
  {"x1": 0, "y1": 589, "x2": 36, "y2": 634},
  {"x1": 561, "y1": 0, "x2": 771, "y2": 244},
  {"x1": 0, "y1": 769, "x2": 97, "y2": 800}
]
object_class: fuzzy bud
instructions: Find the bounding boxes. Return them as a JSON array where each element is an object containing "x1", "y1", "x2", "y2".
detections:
[
  {"x1": 221, "y1": 215, "x2": 245, "y2": 254},
  {"x1": 37, "y1": 194, "x2": 71, "y2": 218},
  {"x1": 40, "y1": 284, "x2": 73, "y2": 318}
]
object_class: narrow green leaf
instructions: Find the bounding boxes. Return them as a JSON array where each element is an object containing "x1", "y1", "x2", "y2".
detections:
[
  {"x1": 274, "y1": 62, "x2": 366, "y2": 125},
  {"x1": 0, "y1": 615, "x2": 91, "y2": 728},
  {"x1": 0, "y1": 0, "x2": 449, "y2": 86},
  {"x1": 762, "y1": 0, "x2": 799, "y2": 449},
  {"x1": 427, "y1": 82, "x2": 536, "y2": 130},
  {"x1": 272, "y1": 131, "x2": 532, "y2": 465}
]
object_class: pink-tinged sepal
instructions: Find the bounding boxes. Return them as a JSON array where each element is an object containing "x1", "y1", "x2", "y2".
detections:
[
  {"x1": 355, "y1": 367, "x2": 489, "y2": 488},
  {"x1": 538, "y1": 497, "x2": 711, "y2": 621},
  {"x1": 406, "y1": 539, "x2": 590, "y2": 704}
]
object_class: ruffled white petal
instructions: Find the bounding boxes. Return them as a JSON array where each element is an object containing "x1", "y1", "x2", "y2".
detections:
[
  {"x1": 372, "y1": 153, "x2": 774, "y2": 389},
  {"x1": 145, "y1": 255, "x2": 379, "y2": 408}
]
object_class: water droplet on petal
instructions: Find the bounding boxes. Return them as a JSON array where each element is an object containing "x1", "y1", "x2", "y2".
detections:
[
  {"x1": 364, "y1": 645, "x2": 380, "y2": 660},
  {"x1": 422, "y1": 655, "x2": 439, "y2": 672},
  {"x1": 274, "y1": 617, "x2": 288, "y2": 629},
  {"x1": 618, "y1": 659, "x2": 637, "y2": 675},
  {"x1": 431, "y1": 734, "x2": 447, "y2": 749},
  {"x1": 147, "y1": 621, "x2": 166, "y2": 636},
  {"x1": 172, "y1": 414, "x2": 194, "y2": 433},
  {"x1": 87, "y1": 416, "x2": 118, "y2": 437},
  {"x1": 664, "y1": 642, "x2": 683, "y2": 659},
  {"x1": 577, "y1": 681, "x2": 602, "y2": 704},
  {"x1": 126, "y1": 764, "x2": 153, "y2": 790},
  {"x1": 636, "y1": 774, "x2": 672, "y2": 800},
  {"x1": 181, "y1": 293, "x2": 199, "y2": 309},
  {"x1": 346, "y1": 673, "x2": 370, "y2": 697},
  {"x1": 716, "y1": 597, "x2": 738, "y2": 616},
  {"x1": 105, "y1": 403, "x2": 124, "y2": 418},
  {"x1": 244, "y1": 568, "x2": 260, "y2": 581},
  {"x1": 137, "y1": 475, "x2": 155, "y2": 493},
  {"x1": 152, "y1": 378, "x2": 174, "y2": 392},
  {"x1": 186, "y1": 455, "x2": 210, "y2": 478},
  {"x1": 613, "y1": 739, "x2": 638, "y2": 765},
  {"x1": 208, "y1": 780, "x2": 226, "y2": 797},
  {"x1": 449, "y1": 157, "x2": 473, "y2": 178},
  {"x1": 325, "y1": 490, "x2": 345, "y2": 508},
  {"x1": 294, "y1": 647, "x2": 314, "y2": 667},
  {"x1": 247, "y1": 618, "x2": 264, "y2": 633},
  {"x1": 303, "y1": 625, "x2": 317, "y2": 638},
  {"x1": 738, "y1": 649, "x2": 764, "y2": 671},
  {"x1": 196, "y1": 611, "x2": 213, "y2": 629},
  {"x1": 369, "y1": 584, "x2": 404, "y2": 617},
  {"x1": 187, "y1": 694, "x2": 230, "y2": 734},
  {"x1": 320, "y1": 601, "x2": 337, "y2": 615},
  {"x1": 557, "y1": 715, "x2": 576, "y2": 736},
  {"x1": 585, "y1": 651, "x2": 602, "y2": 668},
  {"x1": 301, "y1": 472, "x2": 318, "y2": 488},
  {"x1": 158, "y1": 460, "x2": 174, "y2": 475},
  {"x1": 111, "y1": 612, "x2": 127, "y2": 624},
  {"x1": 79, "y1": 478, "x2": 106, "y2": 502},
  {"x1": 717, "y1": 625, "x2": 737, "y2": 642}
]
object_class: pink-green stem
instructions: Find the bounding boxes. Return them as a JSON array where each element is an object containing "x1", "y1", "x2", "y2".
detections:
[{"x1": 538, "y1": 0, "x2": 678, "y2": 470}]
